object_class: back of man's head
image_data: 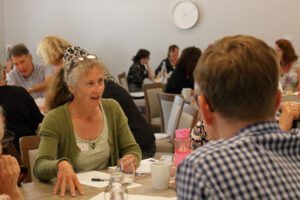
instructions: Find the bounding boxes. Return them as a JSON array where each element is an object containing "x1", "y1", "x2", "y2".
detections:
[
  {"x1": 9, "y1": 43, "x2": 30, "y2": 59},
  {"x1": 194, "y1": 35, "x2": 279, "y2": 121}
]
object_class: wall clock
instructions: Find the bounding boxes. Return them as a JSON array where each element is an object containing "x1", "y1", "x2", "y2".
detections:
[{"x1": 172, "y1": 0, "x2": 199, "y2": 29}]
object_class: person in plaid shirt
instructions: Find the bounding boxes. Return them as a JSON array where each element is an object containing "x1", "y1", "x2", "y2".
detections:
[{"x1": 176, "y1": 35, "x2": 300, "y2": 199}]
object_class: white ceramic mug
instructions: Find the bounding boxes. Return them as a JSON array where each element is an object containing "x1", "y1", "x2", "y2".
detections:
[
  {"x1": 181, "y1": 88, "x2": 192, "y2": 99},
  {"x1": 151, "y1": 162, "x2": 172, "y2": 190}
]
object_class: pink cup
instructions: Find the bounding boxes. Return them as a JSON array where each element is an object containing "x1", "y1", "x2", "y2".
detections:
[
  {"x1": 176, "y1": 128, "x2": 191, "y2": 139},
  {"x1": 174, "y1": 138, "x2": 192, "y2": 167}
]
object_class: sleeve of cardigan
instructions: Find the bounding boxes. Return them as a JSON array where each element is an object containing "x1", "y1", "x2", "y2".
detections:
[
  {"x1": 33, "y1": 111, "x2": 70, "y2": 181},
  {"x1": 113, "y1": 100, "x2": 142, "y2": 162}
]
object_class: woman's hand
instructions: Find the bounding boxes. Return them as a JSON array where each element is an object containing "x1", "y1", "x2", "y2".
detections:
[
  {"x1": 279, "y1": 102, "x2": 300, "y2": 131},
  {"x1": 0, "y1": 155, "x2": 23, "y2": 200},
  {"x1": 119, "y1": 154, "x2": 139, "y2": 172},
  {"x1": 53, "y1": 160, "x2": 84, "y2": 197}
]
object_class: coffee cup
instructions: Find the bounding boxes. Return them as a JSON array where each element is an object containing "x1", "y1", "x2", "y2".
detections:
[
  {"x1": 151, "y1": 162, "x2": 172, "y2": 190},
  {"x1": 181, "y1": 88, "x2": 192, "y2": 99}
]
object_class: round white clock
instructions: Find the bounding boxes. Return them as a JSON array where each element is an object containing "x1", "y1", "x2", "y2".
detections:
[{"x1": 172, "y1": 0, "x2": 199, "y2": 29}]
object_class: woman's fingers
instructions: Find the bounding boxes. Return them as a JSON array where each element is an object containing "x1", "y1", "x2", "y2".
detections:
[
  {"x1": 52, "y1": 177, "x2": 61, "y2": 195},
  {"x1": 74, "y1": 176, "x2": 84, "y2": 195},
  {"x1": 68, "y1": 177, "x2": 76, "y2": 197},
  {"x1": 60, "y1": 177, "x2": 66, "y2": 197},
  {"x1": 53, "y1": 162, "x2": 84, "y2": 197}
]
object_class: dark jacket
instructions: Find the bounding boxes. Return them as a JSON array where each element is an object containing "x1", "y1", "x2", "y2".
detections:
[
  {"x1": 165, "y1": 66, "x2": 194, "y2": 94},
  {"x1": 0, "y1": 85, "x2": 43, "y2": 151},
  {"x1": 127, "y1": 62, "x2": 148, "y2": 92},
  {"x1": 102, "y1": 80, "x2": 155, "y2": 156}
]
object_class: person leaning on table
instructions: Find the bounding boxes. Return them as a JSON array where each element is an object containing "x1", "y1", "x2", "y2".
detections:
[
  {"x1": 0, "y1": 106, "x2": 23, "y2": 200},
  {"x1": 33, "y1": 54, "x2": 141, "y2": 197},
  {"x1": 176, "y1": 35, "x2": 300, "y2": 199}
]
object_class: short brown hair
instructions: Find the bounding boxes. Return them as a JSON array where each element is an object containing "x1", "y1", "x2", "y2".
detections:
[
  {"x1": 275, "y1": 39, "x2": 298, "y2": 67},
  {"x1": 9, "y1": 43, "x2": 30, "y2": 58},
  {"x1": 194, "y1": 35, "x2": 279, "y2": 121}
]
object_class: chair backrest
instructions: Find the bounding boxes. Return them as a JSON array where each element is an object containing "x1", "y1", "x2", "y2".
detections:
[
  {"x1": 143, "y1": 83, "x2": 164, "y2": 125},
  {"x1": 166, "y1": 95, "x2": 184, "y2": 142},
  {"x1": 177, "y1": 103, "x2": 198, "y2": 129},
  {"x1": 19, "y1": 135, "x2": 41, "y2": 183},
  {"x1": 157, "y1": 92, "x2": 176, "y2": 133},
  {"x1": 118, "y1": 72, "x2": 129, "y2": 92}
]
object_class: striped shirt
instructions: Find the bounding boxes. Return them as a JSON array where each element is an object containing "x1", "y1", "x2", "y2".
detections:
[{"x1": 176, "y1": 122, "x2": 300, "y2": 200}]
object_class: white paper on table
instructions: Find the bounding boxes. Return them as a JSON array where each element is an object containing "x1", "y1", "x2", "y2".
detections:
[
  {"x1": 90, "y1": 193, "x2": 177, "y2": 200},
  {"x1": 108, "y1": 158, "x2": 159, "y2": 174},
  {"x1": 77, "y1": 171, "x2": 142, "y2": 189}
]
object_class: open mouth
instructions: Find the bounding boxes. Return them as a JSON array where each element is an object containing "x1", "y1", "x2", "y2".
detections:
[{"x1": 90, "y1": 96, "x2": 100, "y2": 100}]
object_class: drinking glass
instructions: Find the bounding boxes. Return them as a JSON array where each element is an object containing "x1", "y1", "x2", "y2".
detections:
[{"x1": 117, "y1": 159, "x2": 135, "y2": 186}]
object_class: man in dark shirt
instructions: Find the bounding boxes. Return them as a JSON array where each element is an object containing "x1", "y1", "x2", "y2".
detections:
[
  {"x1": 102, "y1": 79, "x2": 156, "y2": 158},
  {"x1": 0, "y1": 66, "x2": 43, "y2": 151}
]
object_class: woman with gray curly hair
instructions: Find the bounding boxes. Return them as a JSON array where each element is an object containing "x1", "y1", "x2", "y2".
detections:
[{"x1": 34, "y1": 49, "x2": 141, "y2": 197}]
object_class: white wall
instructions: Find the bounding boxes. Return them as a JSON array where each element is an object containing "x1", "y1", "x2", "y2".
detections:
[
  {"x1": 3, "y1": 0, "x2": 300, "y2": 76},
  {"x1": 0, "y1": 0, "x2": 5, "y2": 62}
]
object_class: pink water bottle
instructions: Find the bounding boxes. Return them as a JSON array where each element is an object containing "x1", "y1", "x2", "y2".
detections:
[{"x1": 174, "y1": 129, "x2": 192, "y2": 167}]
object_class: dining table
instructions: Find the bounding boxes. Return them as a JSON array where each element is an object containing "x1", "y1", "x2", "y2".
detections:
[{"x1": 20, "y1": 154, "x2": 177, "y2": 200}]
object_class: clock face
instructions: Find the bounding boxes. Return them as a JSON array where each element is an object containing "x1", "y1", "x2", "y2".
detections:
[{"x1": 172, "y1": 1, "x2": 199, "y2": 29}]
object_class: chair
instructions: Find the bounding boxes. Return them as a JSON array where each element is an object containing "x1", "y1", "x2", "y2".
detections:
[
  {"x1": 118, "y1": 72, "x2": 129, "y2": 92},
  {"x1": 155, "y1": 95, "x2": 184, "y2": 152},
  {"x1": 157, "y1": 93, "x2": 176, "y2": 133},
  {"x1": 143, "y1": 83, "x2": 164, "y2": 130},
  {"x1": 177, "y1": 103, "x2": 198, "y2": 129},
  {"x1": 19, "y1": 135, "x2": 41, "y2": 183}
]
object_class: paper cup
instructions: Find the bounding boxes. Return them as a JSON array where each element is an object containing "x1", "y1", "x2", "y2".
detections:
[{"x1": 151, "y1": 162, "x2": 172, "y2": 190}]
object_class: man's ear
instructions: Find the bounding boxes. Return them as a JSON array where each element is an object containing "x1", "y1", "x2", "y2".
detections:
[
  {"x1": 199, "y1": 95, "x2": 214, "y2": 125},
  {"x1": 275, "y1": 89, "x2": 282, "y2": 111}
]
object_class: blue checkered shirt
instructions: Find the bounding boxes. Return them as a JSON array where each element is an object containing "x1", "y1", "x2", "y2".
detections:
[{"x1": 176, "y1": 122, "x2": 300, "y2": 200}]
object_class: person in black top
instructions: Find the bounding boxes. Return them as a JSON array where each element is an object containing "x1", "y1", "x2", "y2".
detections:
[
  {"x1": 102, "y1": 79, "x2": 156, "y2": 159},
  {"x1": 155, "y1": 44, "x2": 179, "y2": 76},
  {"x1": 165, "y1": 46, "x2": 202, "y2": 94},
  {"x1": 127, "y1": 49, "x2": 154, "y2": 92},
  {"x1": 0, "y1": 65, "x2": 43, "y2": 151}
]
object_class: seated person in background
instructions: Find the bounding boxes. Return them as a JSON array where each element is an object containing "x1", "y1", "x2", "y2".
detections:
[
  {"x1": 275, "y1": 39, "x2": 300, "y2": 92},
  {"x1": 102, "y1": 78, "x2": 156, "y2": 159},
  {"x1": 278, "y1": 101, "x2": 300, "y2": 131},
  {"x1": 7, "y1": 43, "x2": 54, "y2": 99},
  {"x1": 0, "y1": 106, "x2": 24, "y2": 200},
  {"x1": 37, "y1": 35, "x2": 71, "y2": 73},
  {"x1": 37, "y1": 36, "x2": 117, "y2": 83},
  {"x1": 127, "y1": 49, "x2": 154, "y2": 92},
  {"x1": 0, "y1": 65, "x2": 43, "y2": 152},
  {"x1": 34, "y1": 53, "x2": 141, "y2": 197},
  {"x1": 155, "y1": 44, "x2": 179, "y2": 77},
  {"x1": 177, "y1": 35, "x2": 300, "y2": 199},
  {"x1": 165, "y1": 46, "x2": 201, "y2": 94},
  {"x1": 4, "y1": 55, "x2": 13, "y2": 74}
]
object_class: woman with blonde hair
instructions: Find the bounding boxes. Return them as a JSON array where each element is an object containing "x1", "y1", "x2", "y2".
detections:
[
  {"x1": 37, "y1": 35, "x2": 71, "y2": 73},
  {"x1": 34, "y1": 47, "x2": 141, "y2": 197}
]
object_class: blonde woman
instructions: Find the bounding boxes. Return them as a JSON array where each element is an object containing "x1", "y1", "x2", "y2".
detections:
[{"x1": 37, "y1": 35, "x2": 71, "y2": 73}]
